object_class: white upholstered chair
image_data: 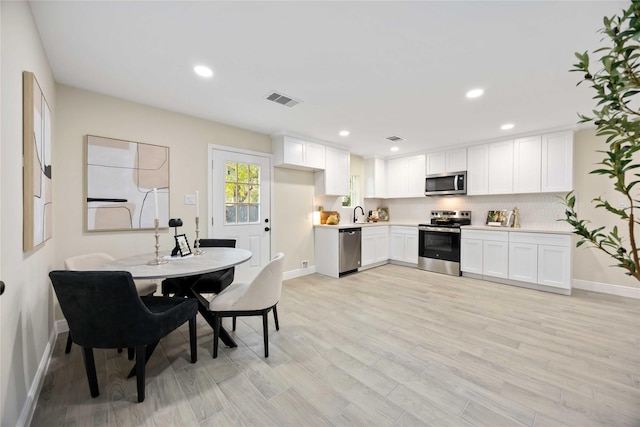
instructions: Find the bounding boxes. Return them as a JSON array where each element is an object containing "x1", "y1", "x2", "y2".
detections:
[
  {"x1": 63, "y1": 252, "x2": 158, "y2": 354},
  {"x1": 197, "y1": 252, "x2": 284, "y2": 358}
]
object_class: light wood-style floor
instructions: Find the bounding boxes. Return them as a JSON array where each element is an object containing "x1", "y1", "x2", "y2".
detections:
[{"x1": 32, "y1": 264, "x2": 640, "y2": 426}]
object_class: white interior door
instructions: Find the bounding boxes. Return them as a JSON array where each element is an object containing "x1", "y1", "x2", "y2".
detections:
[{"x1": 209, "y1": 147, "x2": 271, "y2": 280}]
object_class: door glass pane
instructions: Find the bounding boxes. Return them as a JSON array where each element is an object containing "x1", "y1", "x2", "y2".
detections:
[
  {"x1": 225, "y1": 162, "x2": 237, "y2": 182},
  {"x1": 225, "y1": 183, "x2": 236, "y2": 203},
  {"x1": 225, "y1": 204, "x2": 236, "y2": 223},
  {"x1": 224, "y1": 162, "x2": 261, "y2": 225},
  {"x1": 249, "y1": 204, "x2": 259, "y2": 222},
  {"x1": 237, "y1": 205, "x2": 248, "y2": 223}
]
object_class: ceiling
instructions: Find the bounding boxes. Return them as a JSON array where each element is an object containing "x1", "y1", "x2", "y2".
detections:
[{"x1": 29, "y1": 1, "x2": 625, "y2": 158}]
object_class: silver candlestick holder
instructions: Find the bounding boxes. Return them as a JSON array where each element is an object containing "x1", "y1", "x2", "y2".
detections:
[
  {"x1": 194, "y1": 216, "x2": 205, "y2": 255},
  {"x1": 148, "y1": 218, "x2": 169, "y2": 265}
]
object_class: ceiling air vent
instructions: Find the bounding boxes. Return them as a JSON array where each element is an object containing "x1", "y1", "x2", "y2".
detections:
[
  {"x1": 386, "y1": 135, "x2": 405, "y2": 143},
  {"x1": 265, "y1": 91, "x2": 301, "y2": 108}
]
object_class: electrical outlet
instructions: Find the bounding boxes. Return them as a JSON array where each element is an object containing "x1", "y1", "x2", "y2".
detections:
[
  {"x1": 301, "y1": 260, "x2": 309, "y2": 269},
  {"x1": 184, "y1": 194, "x2": 196, "y2": 205}
]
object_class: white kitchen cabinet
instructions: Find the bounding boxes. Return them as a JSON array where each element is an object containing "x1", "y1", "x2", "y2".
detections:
[
  {"x1": 389, "y1": 226, "x2": 418, "y2": 264},
  {"x1": 466, "y1": 144, "x2": 489, "y2": 195},
  {"x1": 426, "y1": 148, "x2": 467, "y2": 176},
  {"x1": 513, "y1": 135, "x2": 541, "y2": 194},
  {"x1": 272, "y1": 135, "x2": 325, "y2": 170},
  {"x1": 541, "y1": 130, "x2": 573, "y2": 192},
  {"x1": 426, "y1": 151, "x2": 446, "y2": 175},
  {"x1": 460, "y1": 238, "x2": 483, "y2": 274},
  {"x1": 315, "y1": 146, "x2": 350, "y2": 196},
  {"x1": 364, "y1": 157, "x2": 387, "y2": 198},
  {"x1": 488, "y1": 140, "x2": 514, "y2": 194},
  {"x1": 508, "y1": 231, "x2": 572, "y2": 292},
  {"x1": 387, "y1": 155, "x2": 425, "y2": 198},
  {"x1": 461, "y1": 229, "x2": 508, "y2": 279},
  {"x1": 538, "y1": 244, "x2": 571, "y2": 290},
  {"x1": 361, "y1": 226, "x2": 389, "y2": 267},
  {"x1": 508, "y1": 242, "x2": 538, "y2": 283},
  {"x1": 314, "y1": 227, "x2": 340, "y2": 278},
  {"x1": 483, "y1": 240, "x2": 509, "y2": 279}
]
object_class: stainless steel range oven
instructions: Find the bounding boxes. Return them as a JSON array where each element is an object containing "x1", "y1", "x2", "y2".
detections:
[{"x1": 418, "y1": 210, "x2": 471, "y2": 276}]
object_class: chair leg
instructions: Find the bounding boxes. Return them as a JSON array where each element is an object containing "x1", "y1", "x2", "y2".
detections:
[
  {"x1": 213, "y1": 314, "x2": 220, "y2": 359},
  {"x1": 81, "y1": 347, "x2": 99, "y2": 398},
  {"x1": 117, "y1": 348, "x2": 123, "y2": 354},
  {"x1": 262, "y1": 310, "x2": 269, "y2": 358},
  {"x1": 232, "y1": 316, "x2": 237, "y2": 331},
  {"x1": 135, "y1": 345, "x2": 146, "y2": 403},
  {"x1": 273, "y1": 305, "x2": 279, "y2": 331},
  {"x1": 128, "y1": 348, "x2": 135, "y2": 360},
  {"x1": 65, "y1": 333, "x2": 73, "y2": 354},
  {"x1": 189, "y1": 316, "x2": 197, "y2": 363}
]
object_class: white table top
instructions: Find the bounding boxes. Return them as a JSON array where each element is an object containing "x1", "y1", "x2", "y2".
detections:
[{"x1": 101, "y1": 248, "x2": 252, "y2": 280}]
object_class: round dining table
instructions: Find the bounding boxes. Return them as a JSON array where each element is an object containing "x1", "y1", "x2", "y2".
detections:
[{"x1": 102, "y1": 247, "x2": 252, "y2": 352}]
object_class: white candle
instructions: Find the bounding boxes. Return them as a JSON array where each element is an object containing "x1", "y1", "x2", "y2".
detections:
[
  {"x1": 195, "y1": 191, "x2": 199, "y2": 216},
  {"x1": 153, "y1": 188, "x2": 159, "y2": 220}
]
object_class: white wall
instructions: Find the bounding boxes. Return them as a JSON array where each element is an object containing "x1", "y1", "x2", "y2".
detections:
[
  {"x1": 572, "y1": 127, "x2": 638, "y2": 288},
  {"x1": 1, "y1": 3, "x2": 57, "y2": 425}
]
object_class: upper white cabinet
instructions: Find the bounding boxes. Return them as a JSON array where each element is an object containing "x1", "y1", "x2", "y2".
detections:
[
  {"x1": 488, "y1": 140, "x2": 514, "y2": 194},
  {"x1": 387, "y1": 154, "x2": 425, "y2": 198},
  {"x1": 541, "y1": 130, "x2": 573, "y2": 192},
  {"x1": 364, "y1": 157, "x2": 387, "y2": 198},
  {"x1": 426, "y1": 148, "x2": 467, "y2": 175},
  {"x1": 315, "y1": 146, "x2": 350, "y2": 196},
  {"x1": 513, "y1": 135, "x2": 542, "y2": 194},
  {"x1": 467, "y1": 144, "x2": 489, "y2": 195},
  {"x1": 466, "y1": 130, "x2": 573, "y2": 196},
  {"x1": 272, "y1": 135, "x2": 325, "y2": 170}
]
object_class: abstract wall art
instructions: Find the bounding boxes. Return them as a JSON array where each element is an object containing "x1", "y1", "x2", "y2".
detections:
[
  {"x1": 23, "y1": 71, "x2": 52, "y2": 251},
  {"x1": 86, "y1": 135, "x2": 169, "y2": 231}
]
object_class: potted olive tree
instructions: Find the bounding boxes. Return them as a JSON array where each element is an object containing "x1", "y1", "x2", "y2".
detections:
[{"x1": 563, "y1": 0, "x2": 640, "y2": 280}]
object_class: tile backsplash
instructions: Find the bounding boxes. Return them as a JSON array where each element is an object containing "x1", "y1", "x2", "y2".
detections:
[{"x1": 377, "y1": 193, "x2": 572, "y2": 229}]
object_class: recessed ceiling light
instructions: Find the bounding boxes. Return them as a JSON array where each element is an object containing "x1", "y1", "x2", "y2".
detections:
[
  {"x1": 466, "y1": 88, "x2": 484, "y2": 98},
  {"x1": 339, "y1": 130, "x2": 350, "y2": 137},
  {"x1": 390, "y1": 146, "x2": 399, "y2": 152},
  {"x1": 501, "y1": 123, "x2": 515, "y2": 130},
  {"x1": 194, "y1": 65, "x2": 213, "y2": 78}
]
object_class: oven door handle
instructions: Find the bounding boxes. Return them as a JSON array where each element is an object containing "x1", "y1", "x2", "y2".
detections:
[{"x1": 419, "y1": 226, "x2": 460, "y2": 233}]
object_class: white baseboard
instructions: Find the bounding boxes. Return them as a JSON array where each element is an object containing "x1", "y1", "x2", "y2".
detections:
[
  {"x1": 573, "y1": 279, "x2": 640, "y2": 299},
  {"x1": 55, "y1": 319, "x2": 69, "y2": 333},
  {"x1": 283, "y1": 266, "x2": 316, "y2": 280},
  {"x1": 18, "y1": 327, "x2": 57, "y2": 427}
]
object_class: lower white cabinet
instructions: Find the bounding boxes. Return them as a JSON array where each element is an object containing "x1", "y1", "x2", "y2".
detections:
[
  {"x1": 389, "y1": 226, "x2": 418, "y2": 264},
  {"x1": 462, "y1": 228, "x2": 572, "y2": 294},
  {"x1": 483, "y1": 240, "x2": 509, "y2": 279},
  {"x1": 361, "y1": 226, "x2": 389, "y2": 267}
]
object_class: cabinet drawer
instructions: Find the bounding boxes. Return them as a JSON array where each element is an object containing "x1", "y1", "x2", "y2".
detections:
[
  {"x1": 461, "y1": 229, "x2": 508, "y2": 241},
  {"x1": 509, "y1": 232, "x2": 570, "y2": 247}
]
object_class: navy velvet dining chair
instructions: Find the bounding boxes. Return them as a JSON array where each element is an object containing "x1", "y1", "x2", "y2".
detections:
[{"x1": 49, "y1": 270, "x2": 198, "y2": 403}]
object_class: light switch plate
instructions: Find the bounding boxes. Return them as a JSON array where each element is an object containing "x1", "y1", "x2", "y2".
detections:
[{"x1": 184, "y1": 194, "x2": 196, "y2": 205}]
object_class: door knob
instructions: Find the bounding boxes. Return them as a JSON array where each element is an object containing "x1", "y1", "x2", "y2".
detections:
[
  {"x1": 265, "y1": 227, "x2": 271, "y2": 232},
  {"x1": 0, "y1": 281, "x2": 5, "y2": 296}
]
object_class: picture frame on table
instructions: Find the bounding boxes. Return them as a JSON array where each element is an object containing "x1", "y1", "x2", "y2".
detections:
[
  {"x1": 175, "y1": 234, "x2": 192, "y2": 257},
  {"x1": 486, "y1": 209, "x2": 511, "y2": 227}
]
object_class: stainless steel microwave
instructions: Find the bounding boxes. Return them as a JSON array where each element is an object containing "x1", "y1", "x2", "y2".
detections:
[{"x1": 425, "y1": 171, "x2": 467, "y2": 196}]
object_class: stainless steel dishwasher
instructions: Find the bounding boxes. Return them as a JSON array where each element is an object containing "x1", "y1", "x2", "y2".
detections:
[{"x1": 339, "y1": 227, "x2": 361, "y2": 276}]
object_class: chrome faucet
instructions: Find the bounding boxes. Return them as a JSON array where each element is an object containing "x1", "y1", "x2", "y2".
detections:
[{"x1": 353, "y1": 205, "x2": 365, "y2": 223}]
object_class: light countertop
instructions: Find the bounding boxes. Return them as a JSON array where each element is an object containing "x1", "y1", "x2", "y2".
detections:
[
  {"x1": 314, "y1": 222, "x2": 417, "y2": 229},
  {"x1": 461, "y1": 225, "x2": 573, "y2": 235}
]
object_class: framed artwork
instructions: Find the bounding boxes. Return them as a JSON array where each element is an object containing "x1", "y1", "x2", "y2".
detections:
[
  {"x1": 486, "y1": 209, "x2": 511, "y2": 227},
  {"x1": 23, "y1": 71, "x2": 52, "y2": 251},
  {"x1": 377, "y1": 208, "x2": 389, "y2": 221},
  {"x1": 175, "y1": 234, "x2": 192, "y2": 257},
  {"x1": 86, "y1": 135, "x2": 169, "y2": 231}
]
